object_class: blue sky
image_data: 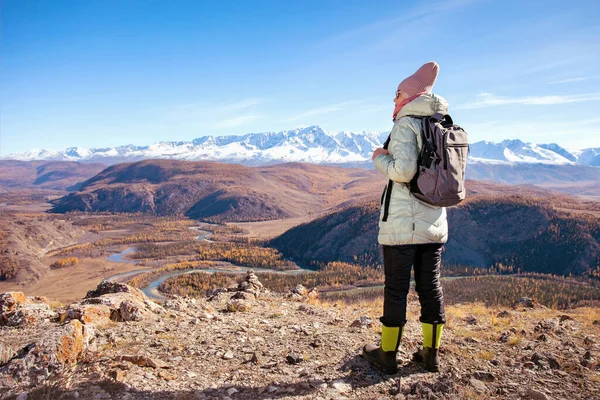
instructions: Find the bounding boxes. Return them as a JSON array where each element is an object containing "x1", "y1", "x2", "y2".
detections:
[{"x1": 2, "y1": 0, "x2": 600, "y2": 155}]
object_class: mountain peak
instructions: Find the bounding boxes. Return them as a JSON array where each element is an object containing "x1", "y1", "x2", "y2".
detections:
[{"x1": 3, "y1": 130, "x2": 598, "y2": 167}]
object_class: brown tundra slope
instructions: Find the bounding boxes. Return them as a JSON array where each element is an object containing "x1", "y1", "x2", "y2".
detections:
[
  {"x1": 0, "y1": 160, "x2": 106, "y2": 191},
  {"x1": 50, "y1": 160, "x2": 385, "y2": 222},
  {"x1": 0, "y1": 214, "x2": 85, "y2": 282},
  {"x1": 269, "y1": 182, "x2": 600, "y2": 277}
]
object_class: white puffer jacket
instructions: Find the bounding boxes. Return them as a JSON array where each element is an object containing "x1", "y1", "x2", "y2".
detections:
[{"x1": 374, "y1": 93, "x2": 449, "y2": 246}]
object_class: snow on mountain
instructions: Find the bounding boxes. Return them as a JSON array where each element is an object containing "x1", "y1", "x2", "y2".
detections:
[
  {"x1": 2, "y1": 126, "x2": 598, "y2": 167},
  {"x1": 3, "y1": 126, "x2": 386, "y2": 165},
  {"x1": 538, "y1": 143, "x2": 578, "y2": 163},
  {"x1": 469, "y1": 139, "x2": 580, "y2": 165},
  {"x1": 577, "y1": 148, "x2": 600, "y2": 167}
]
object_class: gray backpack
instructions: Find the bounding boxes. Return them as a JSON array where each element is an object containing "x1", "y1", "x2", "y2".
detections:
[{"x1": 381, "y1": 113, "x2": 468, "y2": 220}]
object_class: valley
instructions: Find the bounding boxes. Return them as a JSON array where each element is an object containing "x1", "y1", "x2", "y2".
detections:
[
  {"x1": 2, "y1": 160, "x2": 600, "y2": 304},
  {"x1": 2, "y1": 160, "x2": 600, "y2": 400}
]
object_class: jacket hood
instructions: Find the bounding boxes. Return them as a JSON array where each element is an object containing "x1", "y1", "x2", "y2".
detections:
[{"x1": 395, "y1": 93, "x2": 448, "y2": 121}]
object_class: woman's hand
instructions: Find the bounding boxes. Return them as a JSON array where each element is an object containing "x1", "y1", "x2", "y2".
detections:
[{"x1": 372, "y1": 148, "x2": 389, "y2": 160}]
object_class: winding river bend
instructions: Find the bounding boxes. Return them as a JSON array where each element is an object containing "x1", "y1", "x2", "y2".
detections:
[
  {"x1": 101, "y1": 232, "x2": 486, "y2": 301},
  {"x1": 102, "y1": 226, "x2": 314, "y2": 300},
  {"x1": 102, "y1": 225, "x2": 483, "y2": 301}
]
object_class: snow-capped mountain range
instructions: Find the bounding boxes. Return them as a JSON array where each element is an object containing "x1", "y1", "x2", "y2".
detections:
[{"x1": 2, "y1": 125, "x2": 599, "y2": 167}]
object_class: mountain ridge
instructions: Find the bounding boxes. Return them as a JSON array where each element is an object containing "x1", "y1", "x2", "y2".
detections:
[{"x1": 4, "y1": 125, "x2": 599, "y2": 167}]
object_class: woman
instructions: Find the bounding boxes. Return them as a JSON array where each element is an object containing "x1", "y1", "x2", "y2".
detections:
[{"x1": 363, "y1": 61, "x2": 448, "y2": 374}]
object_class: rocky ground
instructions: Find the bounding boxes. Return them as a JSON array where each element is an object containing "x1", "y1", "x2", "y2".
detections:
[{"x1": 1, "y1": 272, "x2": 599, "y2": 400}]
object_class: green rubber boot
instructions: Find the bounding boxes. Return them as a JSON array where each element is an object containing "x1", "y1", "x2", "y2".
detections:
[
  {"x1": 362, "y1": 325, "x2": 404, "y2": 374},
  {"x1": 414, "y1": 322, "x2": 444, "y2": 372}
]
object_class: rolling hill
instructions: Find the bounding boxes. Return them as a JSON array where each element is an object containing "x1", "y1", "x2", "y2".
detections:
[
  {"x1": 50, "y1": 160, "x2": 386, "y2": 222},
  {"x1": 269, "y1": 183, "x2": 600, "y2": 277}
]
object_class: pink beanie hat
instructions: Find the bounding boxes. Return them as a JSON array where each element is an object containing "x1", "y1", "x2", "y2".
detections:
[{"x1": 397, "y1": 61, "x2": 439, "y2": 96}]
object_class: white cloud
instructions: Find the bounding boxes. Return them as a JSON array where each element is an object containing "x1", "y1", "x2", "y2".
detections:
[
  {"x1": 318, "y1": 0, "x2": 481, "y2": 47},
  {"x1": 215, "y1": 98, "x2": 264, "y2": 112},
  {"x1": 212, "y1": 115, "x2": 261, "y2": 129},
  {"x1": 548, "y1": 77, "x2": 588, "y2": 84},
  {"x1": 282, "y1": 100, "x2": 367, "y2": 122},
  {"x1": 547, "y1": 76, "x2": 597, "y2": 84},
  {"x1": 456, "y1": 92, "x2": 600, "y2": 109},
  {"x1": 163, "y1": 98, "x2": 264, "y2": 119}
]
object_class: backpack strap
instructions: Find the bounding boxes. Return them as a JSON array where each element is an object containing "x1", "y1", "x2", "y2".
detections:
[
  {"x1": 381, "y1": 180, "x2": 393, "y2": 221},
  {"x1": 432, "y1": 113, "x2": 454, "y2": 128},
  {"x1": 383, "y1": 134, "x2": 391, "y2": 150},
  {"x1": 381, "y1": 133, "x2": 393, "y2": 221},
  {"x1": 419, "y1": 117, "x2": 439, "y2": 168},
  {"x1": 381, "y1": 115, "x2": 429, "y2": 221}
]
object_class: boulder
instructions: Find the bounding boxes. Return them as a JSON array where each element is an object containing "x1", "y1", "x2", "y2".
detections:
[
  {"x1": 534, "y1": 319, "x2": 559, "y2": 334},
  {"x1": 4, "y1": 320, "x2": 95, "y2": 387},
  {"x1": 164, "y1": 296, "x2": 191, "y2": 311},
  {"x1": 226, "y1": 299, "x2": 251, "y2": 312},
  {"x1": 0, "y1": 282, "x2": 164, "y2": 390},
  {"x1": 231, "y1": 291, "x2": 255, "y2": 301},
  {"x1": 0, "y1": 293, "x2": 57, "y2": 327},
  {"x1": 287, "y1": 285, "x2": 319, "y2": 301},
  {"x1": 119, "y1": 300, "x2": 144, "y2": 322},
  {"x1": 0, "y1": 292, "x2": 27, "y2": 313},
  {"x1": 513, "y1": 297, "x2": 535, "y2": 308},
  {"x1": 350, "y1": 316, "x2": 373, "y2": 328},
  {"x1": 61, "y1": 282, "x2": 160, "y2": 326},
  {"x1": 2, "y1": 303, "x2": 57, "y2": 327},
  {"x1": 85, "y1": 281, "x2": 145, "y2": 302},
  {"x1": 292, "y1": 284, "x2": 308, "y2": 296},
  {"x1": 59, "y1": 304, "x2": 113, "y2": 326}
]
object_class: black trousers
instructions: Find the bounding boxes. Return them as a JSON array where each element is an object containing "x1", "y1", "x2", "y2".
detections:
[{"x1": 380, "y1": 243, "x2": 446, "y2": 327}]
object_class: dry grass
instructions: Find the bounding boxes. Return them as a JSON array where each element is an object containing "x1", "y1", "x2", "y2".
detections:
[
  {"x1": 507, "y1": 335, "x2": 522, "y2": 346},
  {"x1": 568, "y1": 307, "x2": 600, "y2": 334},
  {"x1": 480, "y1": 349, "x2": 495, "y2": 360}
]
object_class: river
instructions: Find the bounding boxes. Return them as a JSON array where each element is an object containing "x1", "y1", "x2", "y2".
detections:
[
  {"x1": 106, "y1": 247, "x2": 138, "y2": 263},
  {"x1": 102, "y1": 227, "x2": 479, "y2": 301},
  {"x1": 102, "y1": 226, "x2": 314, "y2": 300}
]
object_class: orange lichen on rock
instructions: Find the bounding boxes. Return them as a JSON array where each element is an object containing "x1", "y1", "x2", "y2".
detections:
[
  {"x1": 56, "y1": 320, "x2": 87, "y2": 364},
  {"x1": 60, "y1": 304, "x2": 113, "y2": 326},
  {"x1": 0, "y1": 292, "x2": 27, "y2": 312}
]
